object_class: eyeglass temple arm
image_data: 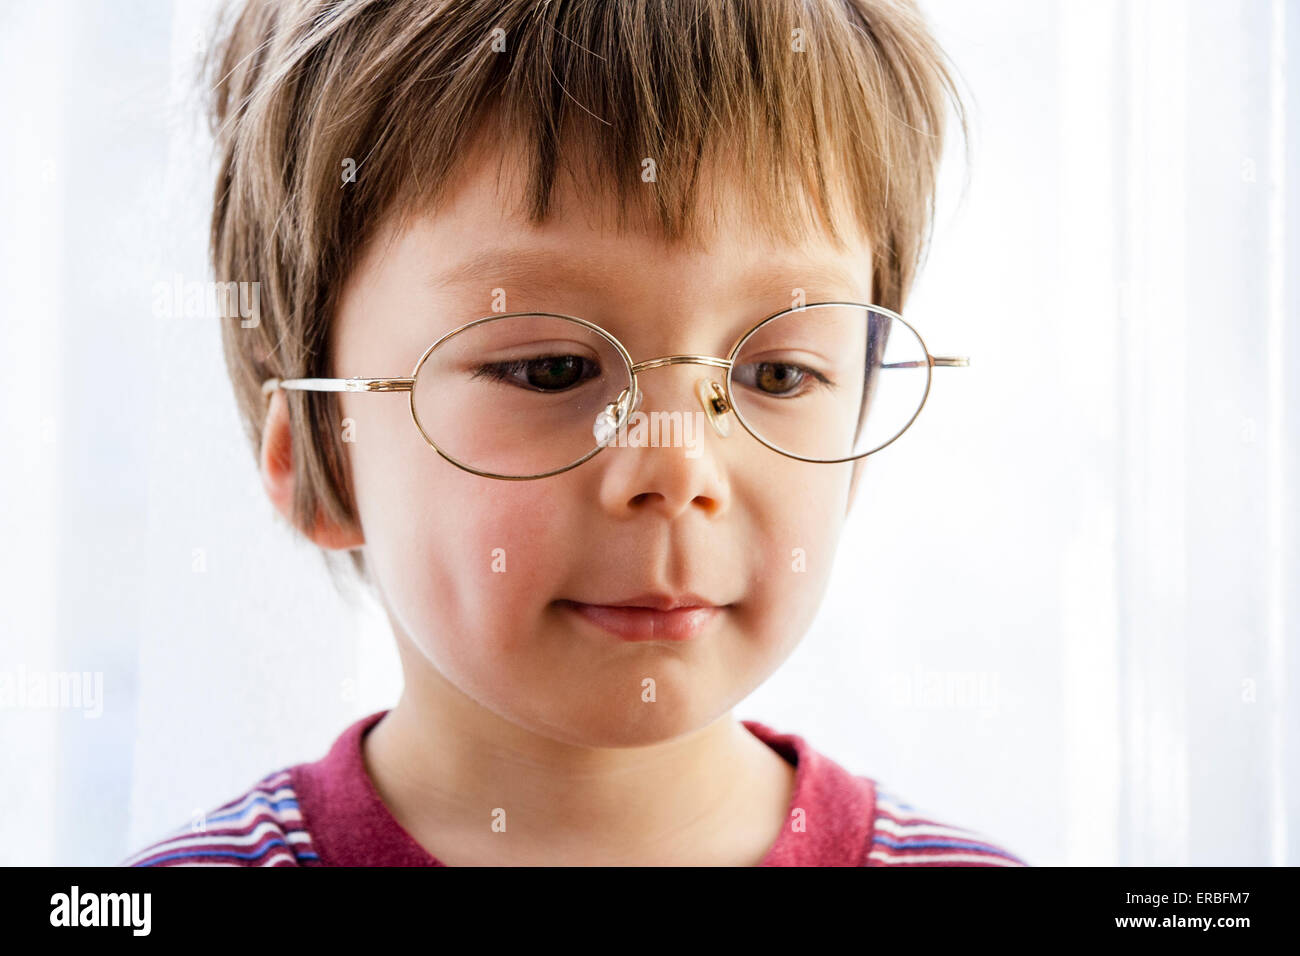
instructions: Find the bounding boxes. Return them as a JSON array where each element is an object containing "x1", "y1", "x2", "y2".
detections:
[
  {"x1": 261, "y1": 354, "x2": 968, "y2": 392},
  {"x1": 261, "y1": 351, "x2": 967, "y2": 395},
  {"x1": 881, "y1": 355, "x2": 969, "y2": 369},
  {"x1": 260, "y1": 377, "x2": 414, "y2": 395}
]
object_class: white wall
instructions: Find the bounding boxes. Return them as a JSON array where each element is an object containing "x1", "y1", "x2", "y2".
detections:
[
  {"x1": 0, "y1": 0, "x2": 392, "y2": 867},
  {"x1": 0, "y1": 0, "x2": 1294, "y2": 866}
]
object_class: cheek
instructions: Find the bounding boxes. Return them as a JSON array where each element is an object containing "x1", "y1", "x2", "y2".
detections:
[
  {"x1": 450, "y1": 486, "x2": 577, "y2": 623},
  {"x1": 739, "y1": 464, "x2": 852, "y2": 644},
  {"x1": 343, "y1": 398, "x2": 574, "y2": 653}
]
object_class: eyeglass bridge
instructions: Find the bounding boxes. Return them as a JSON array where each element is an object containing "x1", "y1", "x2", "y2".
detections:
[{"x1": 595, "y1": 354, "x2": 737, "y2": 446}]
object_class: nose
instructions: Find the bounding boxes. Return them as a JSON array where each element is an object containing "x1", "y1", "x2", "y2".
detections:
[{"x1": 593, "y1": 361, "x2": 734, "y2": 520}]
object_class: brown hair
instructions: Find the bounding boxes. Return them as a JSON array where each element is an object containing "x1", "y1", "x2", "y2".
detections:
[{"x1": 202, "y1": 0, "x2": 968, "y2": 590}]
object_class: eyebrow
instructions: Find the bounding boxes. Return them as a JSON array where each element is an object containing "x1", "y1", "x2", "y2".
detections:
[{"x1": 430, "y1": 245, "x2": 868, "y2": 305}]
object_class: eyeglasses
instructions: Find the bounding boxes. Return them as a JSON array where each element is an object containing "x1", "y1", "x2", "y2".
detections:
[{"x1": 260, "y1": 302, "x2": 968, "y2": 480}]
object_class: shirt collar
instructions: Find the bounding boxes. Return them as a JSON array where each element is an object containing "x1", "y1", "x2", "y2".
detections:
[{"x1": 292, "y1": 709, "x2": 874, "y2": 866}]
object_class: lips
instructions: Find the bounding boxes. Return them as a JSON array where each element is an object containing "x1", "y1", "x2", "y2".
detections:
[
  {"x1": 557, "y1": 597, "x2": 727, "y2": 641},
  {"x1": 589, "y1": 592, "x2": 718, "y2": 612}
]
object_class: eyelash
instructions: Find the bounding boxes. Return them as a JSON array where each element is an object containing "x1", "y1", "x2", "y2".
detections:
[{"x1": 470, "y1": 356, "x2": 602, "y2": 392}]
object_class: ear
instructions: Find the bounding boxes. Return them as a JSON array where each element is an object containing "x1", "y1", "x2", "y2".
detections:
[
  {"x1": 260, "y1": 388, "x2": 365, "y2": 550},
  {"x1": 845, "y1": 457, "x2": 868, "y2": 517}
]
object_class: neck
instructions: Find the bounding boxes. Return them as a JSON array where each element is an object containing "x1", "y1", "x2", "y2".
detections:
[{"x1": 362, "y1": 653, "x2": 794, "y2": 865}]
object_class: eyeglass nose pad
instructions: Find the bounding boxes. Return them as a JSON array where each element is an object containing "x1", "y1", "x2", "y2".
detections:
[
  {"x1": 695, "y1": 378, "x2": 732, "y2": 438},
  {"x1": 592, "y1": 383, "x2": 643, "y2": 447}
]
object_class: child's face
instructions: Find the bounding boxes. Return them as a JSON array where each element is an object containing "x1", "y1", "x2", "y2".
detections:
[{"x1": 329, "y1": 142, "x2": 872, "y2": 746}]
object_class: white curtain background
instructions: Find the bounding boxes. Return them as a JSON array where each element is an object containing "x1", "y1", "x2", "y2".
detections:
[{"x1": 0, "y1": 0, "x2": 1295, "y2": 867}]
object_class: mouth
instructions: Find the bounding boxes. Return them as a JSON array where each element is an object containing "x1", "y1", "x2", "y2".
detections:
[{"x1": 556, "y1": 596, "x2": 728, "y2": 642}]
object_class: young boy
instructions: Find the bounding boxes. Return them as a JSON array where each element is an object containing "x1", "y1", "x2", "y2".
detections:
[{"x1": 124, "y1": 0, "x2": 1026, "y2": 866}]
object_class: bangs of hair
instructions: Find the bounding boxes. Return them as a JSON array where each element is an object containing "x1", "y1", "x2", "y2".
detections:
[{"x1": 213, "y1": 0, "x2": 966, "y2": 310}]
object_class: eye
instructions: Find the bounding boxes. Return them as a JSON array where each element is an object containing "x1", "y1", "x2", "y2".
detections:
[
  {"x1": 472, "y1": 355, "x2": 601, "y2": 392},
  {"x1": 732, "y1": 361, "x2": 831, "y2": 397}
]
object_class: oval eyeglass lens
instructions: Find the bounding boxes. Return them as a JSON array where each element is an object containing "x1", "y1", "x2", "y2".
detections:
[
  {"x1": 727, "y1": 304, "x2": 931, "y2": 461},
  {"x1": 411, "y1": 314, "x2": 632, "y2": 478}
]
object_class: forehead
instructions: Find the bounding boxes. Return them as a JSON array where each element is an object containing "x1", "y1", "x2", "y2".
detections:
[{"x1": 372, "y1": 129, "x2": 874, "y2": 305}]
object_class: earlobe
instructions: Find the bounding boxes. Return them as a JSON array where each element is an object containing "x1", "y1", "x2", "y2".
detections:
[
  {"x1": 260, "y1": 389, "x2": 297, "y2": 521},
  {"x1": 259, "y1": 389, "x2": 365, "y2": 550}
]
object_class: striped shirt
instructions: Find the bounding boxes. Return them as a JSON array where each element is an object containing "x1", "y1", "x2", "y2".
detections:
[{"x1": 122, "y1": 709, "x2": 1027, "y2": 867}]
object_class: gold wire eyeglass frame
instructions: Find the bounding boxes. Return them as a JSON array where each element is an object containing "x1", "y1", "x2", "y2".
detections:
[{"x1": 259, "y1": 301, "x2": 969, "y2": 480}]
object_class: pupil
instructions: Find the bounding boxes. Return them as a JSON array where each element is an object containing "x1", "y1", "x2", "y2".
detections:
[
  {"x1": 528, "y1": 356, "x2": 582, "y2": 390},
  {"x1": 759, "y1": 363, "x2": 799, "y2": 393}
]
